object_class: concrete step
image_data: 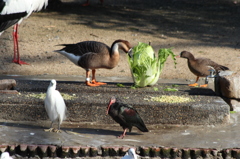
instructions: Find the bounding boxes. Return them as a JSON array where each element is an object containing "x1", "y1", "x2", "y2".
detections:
[{"x1": 0, "y1": 79, "x2": 230, "y2": 125}]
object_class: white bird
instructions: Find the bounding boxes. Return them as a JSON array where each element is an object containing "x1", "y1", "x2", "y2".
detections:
[
  {"x1": 121, "y1": 148, "x2": 138, "y2": 159},
  {"x1": 0, "y1": 0, "x2": 48, "y2": 65},
  {"x1": 0, "y1": 152, "x2": 12, "y2": 159},
  {"x1": 44, "y1": 79, "x2": 67, "y2": 133}
]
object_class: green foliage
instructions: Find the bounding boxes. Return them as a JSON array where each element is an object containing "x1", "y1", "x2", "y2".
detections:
[
  {"x1": 128, "y1": 42, "x2": 177, "y2": 87},
  {"x1": 117, "y1": 83, "x2": 124, "y2": 87}
]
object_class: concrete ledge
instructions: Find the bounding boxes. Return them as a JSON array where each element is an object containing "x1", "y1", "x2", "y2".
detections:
[
  {"x1": 0, "y1": 80, "x2": 230, "y2": 125},
  {"x1": 1, "y1": 144, "x2": 240, "y2": 158}
]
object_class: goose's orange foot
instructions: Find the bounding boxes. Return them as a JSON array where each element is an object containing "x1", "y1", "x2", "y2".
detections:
[
  {"x1": 200, "y1": 84, "x2": 208, "y2": 87},
  {"x1": 188, "y1": 83, "x2": 198, "y2": 87},
  {"x1": 13, "y1": 59, "x2": 29, "y2": 65},
  {"x1": 91, "y1": 80, "x2": 107, "y2": 85},
  {"x1": 85, "y1": 81, "x2": 100, "y2": 87}
]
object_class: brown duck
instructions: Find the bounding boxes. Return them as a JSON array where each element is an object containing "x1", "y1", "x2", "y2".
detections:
[
  {"x1": 179, "y1": 51, "x2": 229, "y2": 87},
  {"x1": 54, "y1": 39, "x2": 132, "y2": 86}
]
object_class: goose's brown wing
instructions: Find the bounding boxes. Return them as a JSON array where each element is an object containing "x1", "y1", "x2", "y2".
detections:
[{"x1": 58, "y1": 41, "x2": 110, "y2": 56}]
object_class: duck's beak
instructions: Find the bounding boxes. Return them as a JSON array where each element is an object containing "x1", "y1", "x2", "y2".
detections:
[{"x1": 127, "y1": 48, "x2": 133, "y2": 58}]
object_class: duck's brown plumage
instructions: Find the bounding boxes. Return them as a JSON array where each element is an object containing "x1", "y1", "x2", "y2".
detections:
[
  {"x1": 180, "y1": 51, "x2": 229, "y2": 77},
  {"x1": 180, "y1": 51, "x2": 229, "y2": 87},
  {"x1": 55, "y1": 39, "x2": 132, "y2": 86}
]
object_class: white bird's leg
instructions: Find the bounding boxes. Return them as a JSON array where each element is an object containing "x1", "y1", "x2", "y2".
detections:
[
  {"x1": 50, "y1": 122, "x2": 54, "y2": 129},
  {"x1": 55, "y1": 119, "x2": 62, "y2": 133},
  {"x1": 58, "y1": 120, "x2": 60, "y2": 130},
  {"x1": 44, "y1": 122, "x2": 54, "y2": 132},
  {"x1": 85, "y1": 70, "x2": 99, "y2": 87},
  {"x1": 91, "y1": 69, "x2": 107, "y2": 85},
  {"x1": 12, "y1": 24, "x2": 29, "y2": 65}
]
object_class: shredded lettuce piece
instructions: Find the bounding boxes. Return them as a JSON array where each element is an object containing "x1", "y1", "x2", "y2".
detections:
[{"x1": 128, "y1": 42, "x2": 177, "y2": 87}]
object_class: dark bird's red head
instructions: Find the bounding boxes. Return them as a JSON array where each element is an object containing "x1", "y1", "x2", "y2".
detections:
[{"x1": 106, "y1": 96, "x2": 116, "y2": 115}]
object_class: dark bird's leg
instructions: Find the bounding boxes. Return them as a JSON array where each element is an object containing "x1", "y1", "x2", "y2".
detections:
[
  {"x1": 82, "y1": 0, "x2": 90, "y2": 6},
  {"x1": 188, "y1": 76, "x2": 199, "y2": 87},
  {"x1": 85, "y1": 70, "x2": 100, "y2": 86},
  {"x1": 118, "y1": 129, "x2": 127, "y2": 139},
  {"x1": 91, "y1": 69, "x2": 107, "y2": 85},
  {"x1": 82, "y1": 0, "x2": 103, "y2": 6},
  {"x1": 99, "y1": 0, "x2": 104, "y2": 4},
  {"x1": 12, "y1": 24, "x2": 29, "y2": 65}
]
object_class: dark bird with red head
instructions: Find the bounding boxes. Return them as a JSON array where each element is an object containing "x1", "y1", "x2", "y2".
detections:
[{"x1": 106, "y1": 96, "x2": 148, "y2": 139}]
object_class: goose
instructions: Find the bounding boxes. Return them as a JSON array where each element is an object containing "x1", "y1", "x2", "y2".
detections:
[
  {"x1": 0, "y1": 0, "x2": 48, "y2": 65},
  {"x1": 44, "y1": 79, "x2": 67, "y2": 133},
  {"x1": 178, "y1": 51, "x2": 229, "y2": 87},
  {"x1": 54, "y1": 39, "x2": 132, "y2": 87}
]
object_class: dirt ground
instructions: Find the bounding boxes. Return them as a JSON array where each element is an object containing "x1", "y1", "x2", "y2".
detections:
[{"x1": 0, "y1": 0, "x2": 239, "y2": 81}]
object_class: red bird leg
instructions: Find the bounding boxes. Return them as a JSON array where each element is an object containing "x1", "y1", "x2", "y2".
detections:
[
  {"x1": 118, "y1": 129, "x2": 127, "y2": 139},
  {"x1": 82, "y1": 0, "x2": 90, "y2": 6},
  {"x1": 82, "y1": 0, "x2": 103, "y2": 6},
  {"x1": 12, "y1": 24, "x2": 29, "y2": 65},
  {"x1": 12, "y1": 25, "x2": 17, "y2": 63}
]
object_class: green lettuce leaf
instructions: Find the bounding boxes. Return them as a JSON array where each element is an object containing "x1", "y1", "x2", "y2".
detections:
[{"x1": 128, "y1": 42, "x2": 176, "y2": 87}]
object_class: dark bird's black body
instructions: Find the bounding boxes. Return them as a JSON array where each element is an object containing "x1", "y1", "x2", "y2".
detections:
[{"x1": 106, "y1": 97, "x2": 148, "y2": 138}]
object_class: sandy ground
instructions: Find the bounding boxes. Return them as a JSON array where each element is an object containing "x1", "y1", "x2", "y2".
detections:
[{"x1": 0, "y1": 0, "x2": 239, "y2": 82}]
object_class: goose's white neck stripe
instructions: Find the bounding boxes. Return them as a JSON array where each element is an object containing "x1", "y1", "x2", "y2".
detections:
[
  {"x1": 54, "y1": 50, "x2": 80, "y2": 66},
  {"x1": 112, "y1": 43, "x2": 119, "y2": 52}
]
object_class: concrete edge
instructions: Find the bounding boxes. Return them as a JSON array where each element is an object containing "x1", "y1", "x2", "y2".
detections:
[{"x1": 1, "y1": 144, "x2": 240, "y2": 158}]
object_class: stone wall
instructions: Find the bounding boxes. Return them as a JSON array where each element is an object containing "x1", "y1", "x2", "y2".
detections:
[{"x1": 215, "y1": 71, "x2": 240, "y2": 111}]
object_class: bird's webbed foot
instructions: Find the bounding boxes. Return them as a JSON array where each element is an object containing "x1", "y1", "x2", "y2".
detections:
[
  {"x1": 188, "y1": 83, "x2": 198, "y2": 87},
  {"x1": 91, "y1": 80, "x2": 107, "y2": 85}
]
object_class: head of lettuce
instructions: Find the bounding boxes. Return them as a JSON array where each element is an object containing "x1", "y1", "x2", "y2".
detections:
[{"x1": 128, "y1": 42, "x2": 177, "y2": 88}]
